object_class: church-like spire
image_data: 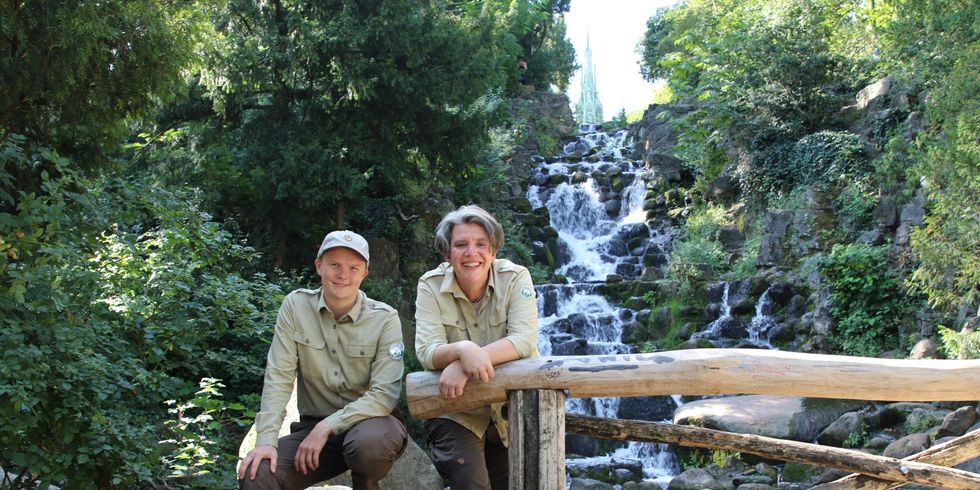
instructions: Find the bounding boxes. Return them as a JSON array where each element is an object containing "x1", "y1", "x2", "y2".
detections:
[{"x1": 575, "y1": 33, "x2": 604, "y2": 124}]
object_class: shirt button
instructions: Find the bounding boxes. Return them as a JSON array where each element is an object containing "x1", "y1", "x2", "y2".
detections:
[
  {"x1": 473, "y1": 323, "x2": 478, "y2": 328},
  {"x1": 332, "y1": 325, "x2": 336, "y2": 330},
  {"x1": 331, "y1": 349, "x2": 336, "y2": 354},
  {"x1": 455, "y1": 321, "x2": 459, "y2": 325},
  {"x1": 360, "y1": 350, "x2": 365, "y2": 355},
  {"x1": 334, "y1": 371, "x2": 339, "y2": 376}
]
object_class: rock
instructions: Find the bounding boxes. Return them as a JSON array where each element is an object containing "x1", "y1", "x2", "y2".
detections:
[
  {"x1": 762, "y1": 210, "x2": 794, "y2": 236},
  {"x1": 567, "y1": 458, "x2": 643, "y2": 485},
  {"x1": 882, "y1": 432, "x2": 930, "y2": 458},
  {"x1": 735, "y1": 485, "x2": 774, "y2": 490},
  {"x1": 566, "y1": 433, "x2": 599, "y2": 457},
  {"x1": 899, "y1": 194, "x2": 926, "y2": 226},
  {"x1": 668, "y1": 465, "x2": 734, "y2": 490},
  {"x1": 857, "y1": 228, "x2": 885, "y2": 245},
  {"x1": 569, "y1": 478, "x2": 616, "y2": 490},
  {"x1": 909, "y1": 338, "x2": 939, "y2": 359},
  {"x1": 674, "y1": 396, "x2": 864, "y2": 442},
  {"x1": 938, "y1": 406, "x2": 978, "y2": 438},
  {"x1": 619, "y1": 396, "x2": 677, "y2": 422},
  {"x1": 872, "y1": 199, "x2": 898, "y2": 228},
  {"x1": 817, "y1": 411, "x2": 865, "y2": 447},
  {"x1": 622, "y1": 482, "x2": 664, "y2": 489},
  {"x1": 904, "y1": 111, "x2": 925, "y2": 141},
  {"x1": 756, "y1": 234, "x2": 785, "y2": 267}
]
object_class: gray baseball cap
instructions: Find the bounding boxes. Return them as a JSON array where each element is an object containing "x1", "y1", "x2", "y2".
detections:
[{"x1": 316, "y1": 230, "x2": 370, "y2": 264}]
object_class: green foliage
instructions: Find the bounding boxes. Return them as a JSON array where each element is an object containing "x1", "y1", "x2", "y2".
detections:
[
  {"x1": 0, "y1": 0, "x2": 205, "y2": 161},
  {"x1": 666, "y1": 205, "x2": 728, "y2": 297},
  {"x1": 1, "y1": 136, "x2": 281, "y2": 487},
  {"x1": 907, "y1": 43, "x2": 980, "y2": 314},
  {"x1": 938, "y1": 326, "x2": 980, "y2": 360},
  {"x1": 738, "y1": 131, "x2": 869, "y2": 202},
  {"x1": 160, "y1": 378, "x2": 253, "y2": 489},
  {"x1": 842, "y1": 422, "x2": 869, "y2": 449},
  {"x1": 904, "y1": 411, "x2": 941, "y2": 434},
  {"x1": 819, "y1": 244, "x2": 911, "y2": 356}
]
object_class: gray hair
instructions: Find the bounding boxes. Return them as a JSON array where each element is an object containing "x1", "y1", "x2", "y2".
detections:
[{"x1": 434, "y1": 205, "x2": 505, "y2": 259}]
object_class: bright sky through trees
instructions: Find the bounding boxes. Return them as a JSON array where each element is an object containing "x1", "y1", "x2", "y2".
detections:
[{"x1": 565, "y1": 0, "x2": 677, "y2": 120}]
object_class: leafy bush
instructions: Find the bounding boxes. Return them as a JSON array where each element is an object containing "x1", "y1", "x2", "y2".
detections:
[
  {"x1": 1, "y1": 136, "x2": 281, "y2": 487},
  {"x1": 819, "y1": 244, "x2": 911, "y2": 356},
  {"x1": 938, "y1": 326, "x2": 980, "y2": 360},
  {"x1": 667, "y1": 205, "x2": 729, "y2": 297},
  {"x1": 738, "y1": 131, "x2": 869, "y2": 202}
]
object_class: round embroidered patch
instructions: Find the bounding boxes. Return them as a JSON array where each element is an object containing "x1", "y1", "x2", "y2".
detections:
[
  {"x1": 521, "y1": 287, "x2": 533, "y2": 298},
  {"x1": 388, "y1": 343, "x2": 404, "y2": 360}
]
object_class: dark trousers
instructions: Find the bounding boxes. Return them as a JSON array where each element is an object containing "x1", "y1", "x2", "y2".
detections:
[
  {"x1": 240, "y1": 415, "x2": 406, "y2": 490},
  {"x1": 424, "y1": 418, "x2": 508, "y2": 490}
]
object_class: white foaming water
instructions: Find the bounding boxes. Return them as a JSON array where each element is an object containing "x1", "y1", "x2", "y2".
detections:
[{"x1": 529, "y1": 125, "x2": 680, "y2": 485}]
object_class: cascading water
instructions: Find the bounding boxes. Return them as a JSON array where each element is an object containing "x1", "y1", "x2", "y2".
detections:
[
  {"x1": 528, "y1": 124, "x2": 680, "y2": 485},
  {"x1": 692, "y1": 281, "x2": 779, "y2": 349}
]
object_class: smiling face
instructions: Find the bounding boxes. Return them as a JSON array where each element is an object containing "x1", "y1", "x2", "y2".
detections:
[
  {"x1": 447, "y1": 222, "x2": 496, "y2": 293},
  {"x1": 315, "y1": 247, "x2": 368, "y2": 310}
]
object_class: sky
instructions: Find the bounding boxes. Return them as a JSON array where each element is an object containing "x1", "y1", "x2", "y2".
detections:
[{"x1": 564, "y1": 0, "x2": 677, "y2": 121}]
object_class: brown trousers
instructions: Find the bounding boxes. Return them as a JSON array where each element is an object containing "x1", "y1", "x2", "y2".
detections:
[
  {"x1": 424, "y1": 418, "x2": 508, "y2": 490},
  {"x1": 240, "y1": 415, "x2": 407, "y2": 490}
]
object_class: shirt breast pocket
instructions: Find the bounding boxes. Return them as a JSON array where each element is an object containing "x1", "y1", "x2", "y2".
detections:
[
  {"x1": 343, "y1": 344, "x2": 376, "y2": 390},
  {"x1": 441, "y1": 313, "x2": 467, "y2": 342},
  {"x1": 294, "y1": 332, "x2": 325, "y2": 350}
]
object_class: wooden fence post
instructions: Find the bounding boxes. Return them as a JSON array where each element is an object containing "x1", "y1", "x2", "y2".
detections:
[{"x1": 508, "y1": 389, "x2": 566, "y2": 489}]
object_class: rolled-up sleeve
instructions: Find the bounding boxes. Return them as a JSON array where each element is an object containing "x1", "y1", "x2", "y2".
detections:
[
  {"x1": 414, "y1": 281, "x2": 446, "y2": 371},
  {"x1": 254, "y1": 296, "x2": 298, "y2": 447},
  {"x1": 324, "y1": 311, "x2": 403, "y2": 433},
  {"x1": 501, "y1": 269, "x2": 538, "y2": 359}
]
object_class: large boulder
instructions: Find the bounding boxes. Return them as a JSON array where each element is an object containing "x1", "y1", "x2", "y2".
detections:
[
  {"x1": 674, "y1": 396, "x2": 864, "y2": 441},
  {"x1": 667, "y1": 464, "x2": 734, "y2": 490}
]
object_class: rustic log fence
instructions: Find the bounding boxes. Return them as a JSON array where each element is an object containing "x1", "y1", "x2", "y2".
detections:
[{"x1": 405, "y1": 349, "x2": 980, "y2": 489}]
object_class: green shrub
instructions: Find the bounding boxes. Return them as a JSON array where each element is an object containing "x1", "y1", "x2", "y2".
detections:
[
  {"x1": 1, "y1": 137, "x2": 282, "y2": 487},
  {"x1": 667, "y1": 205, "x2": 729, "y2": 297},
  {"x1": 819, "y1": 244, "x2": 911, "y2": 356},
  {"x1": 938, "y1": 325, "x2": 980, "y2": 360},
  {"x1": 739, "y1": 131, "x2": 869, "y2": 202}
]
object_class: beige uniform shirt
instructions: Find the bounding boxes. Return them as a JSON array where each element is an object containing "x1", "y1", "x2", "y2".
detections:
[
  {"x1": 414, "y1": 258, "x2": 539, "y2": 445},
  {"x1": 254, "y1": 288, "x2": 404, "y2": 447}
]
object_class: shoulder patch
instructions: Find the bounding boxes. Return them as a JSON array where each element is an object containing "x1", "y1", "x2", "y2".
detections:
[
  {"x1": 388, "y1": 343, "x2": 404, "y2": 360},
  {"x1": 369, "y1": 300, "x2": 395, "y2": 312},
  {"x1": 419, "y1": 268, "x2": 447, "y2": 281},
  {"x1": 520, "y1": 286, "x2": 535, "y2": 298}
]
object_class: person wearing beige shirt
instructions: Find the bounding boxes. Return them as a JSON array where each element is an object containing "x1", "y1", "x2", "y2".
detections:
[
  {"x1": 238, "y1": 231, "x2": 406, "y2": 490},
  {"x1": 415, "y1": 205, "x2": 539, "y2": 489}
]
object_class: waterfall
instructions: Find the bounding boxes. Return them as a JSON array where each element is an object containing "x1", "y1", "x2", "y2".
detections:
[{"x1": 528, "y1": 125, "x2": 680, "y2": 485}]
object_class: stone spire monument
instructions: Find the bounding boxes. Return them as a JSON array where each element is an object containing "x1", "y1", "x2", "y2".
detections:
[{"x1": 575, "y1": 33, "x2": 604, "y2": 124}]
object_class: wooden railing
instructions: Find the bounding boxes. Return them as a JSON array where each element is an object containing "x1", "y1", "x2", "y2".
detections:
[{"x1": 406, "y1": 349, "x2": 980, "y2": 489}]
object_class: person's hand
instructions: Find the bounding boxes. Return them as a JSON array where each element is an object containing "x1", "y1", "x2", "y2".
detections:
[
  {"x1": 294, "y1": 419, "x2": 332, "y2": 475},
  {"x1": 457, "y1": 342, "x2": 495, "y2": 383},
  {"x1": 238, "y1": 444, "x2": 278, "y2": 481},
  {"x1": 439, "y1": 361, "x2": 470, "y2": 399}
]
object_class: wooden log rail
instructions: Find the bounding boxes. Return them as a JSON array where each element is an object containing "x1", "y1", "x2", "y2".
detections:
[
  {"x1": 405, "y1": 349, "x2": 980, "y2": 489},
  {"x1": 566, "y1": 414, "x2": 980, "y2": 490},
  {"x1": 406, "y1": 349, "x2": 980, "y2": 420}
]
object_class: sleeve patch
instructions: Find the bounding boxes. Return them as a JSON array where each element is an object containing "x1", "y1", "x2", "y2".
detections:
[
  {"x1": 388, "y1": 343, "x2": 404, "y2": 360},
  {"x1": 520, "y1": 287, "x2": 534, "y2": 298}
]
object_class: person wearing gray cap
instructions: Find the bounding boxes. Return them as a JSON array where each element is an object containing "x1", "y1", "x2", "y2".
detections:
[{"x1": 238, "y1": 230, "x2": 407, "y2": 490}]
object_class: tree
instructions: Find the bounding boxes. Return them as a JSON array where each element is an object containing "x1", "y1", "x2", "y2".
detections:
[
  {"x1": 0, "y1": 0, "x2": 202, "y2": 164},
  {"x1": 145, "y1": 0, "x2": 516, "y2": 269}
]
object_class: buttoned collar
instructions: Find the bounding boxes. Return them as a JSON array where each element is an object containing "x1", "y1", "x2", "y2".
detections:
[
  {"x1": 441, "y1": 260, "x2": 498, "y2": 302},
  {"x1": 317, "y1": 288, "x2": 365, "y2": 322}
]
